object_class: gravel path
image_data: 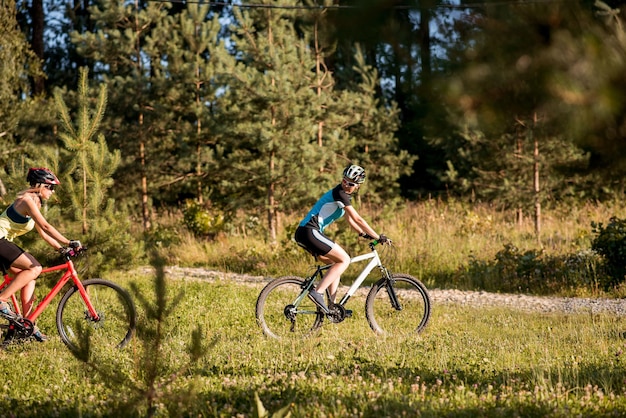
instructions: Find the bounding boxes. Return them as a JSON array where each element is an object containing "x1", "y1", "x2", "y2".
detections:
[{"x1": 142, "y1": 266, "x2": 626, "y2": 316}]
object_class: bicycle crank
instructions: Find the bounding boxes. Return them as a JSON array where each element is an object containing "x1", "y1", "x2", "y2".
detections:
[
  {"x1": 3, "y1": 317, "x2": 35, "y2": 343},
  {"x1": 326, "y1": 303, "x2": 348, "y2": 323}
]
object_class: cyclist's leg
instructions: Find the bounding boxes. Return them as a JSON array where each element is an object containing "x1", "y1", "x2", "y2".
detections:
[
  {"x1": 295, "y1": 226, "x2": 350, "y2": 299},
  {"x1": 295, "y1": 226, "x2": 347, "y2": 308},
  {"x1": 315, "y1": 245, "x2": 350, "y2": 303},
  {"x1": 0, "y1": 252, "x2": 41, "y2": 304},
  {"x1": 9, "y1": 257, "x2": 46, "y2": 341},
  {"x1": 19, "y1": 279, "x2": 35, "y2": 317}
]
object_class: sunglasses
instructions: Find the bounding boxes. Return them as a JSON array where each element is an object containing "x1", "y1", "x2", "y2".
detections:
[
  {"x1": 343, "y1": 179, "x2": 358, "y2": 187},
  {"x1": 43, "y1": 184, "x2": 56, "y2": 191}
]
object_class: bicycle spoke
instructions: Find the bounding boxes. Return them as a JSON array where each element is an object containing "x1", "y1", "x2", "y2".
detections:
[
  {"x1": 57, "y1": 279, "x2": 136, "y2": 354},
  {"x1": 366, "y1": 274, "x2": 431, "y2": 336},
  {"x1": 256, "y1": 276, "x2": 323, "y2": 339}
]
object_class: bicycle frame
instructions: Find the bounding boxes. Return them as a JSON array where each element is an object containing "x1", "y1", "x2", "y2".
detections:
[
  {"x1": 339, "y1": 248, "x2": 388, "y2": 305},
  {"x1": 1, "y1": 256, "x2": 99, "y2": 323},
  {"x1": 302, "y1": 246, "x2": 389, "y2": 307}
]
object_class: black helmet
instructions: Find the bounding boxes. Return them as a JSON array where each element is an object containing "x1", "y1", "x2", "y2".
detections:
[
  {"x1": 27, "y1": 167, "x2": 60, "y2": 186},
  {"x1": 343, "y1": 164, "x2": 366, "y2": 184}
]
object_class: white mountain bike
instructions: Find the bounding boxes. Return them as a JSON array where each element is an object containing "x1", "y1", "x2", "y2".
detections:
[{"x1": 255, "y1": 239, "x2": 431, "y2": 339}]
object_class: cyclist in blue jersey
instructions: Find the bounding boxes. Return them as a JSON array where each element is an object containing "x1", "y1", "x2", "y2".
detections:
[{"x1": 294, "y1": 164, "x2": 389, "y2": 313}]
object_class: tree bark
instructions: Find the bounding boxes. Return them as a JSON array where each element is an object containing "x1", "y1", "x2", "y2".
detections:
[
  {"x1": 140, "y1": 113, "x2": 151, "y2": 231},
  {"x1": 533, "y1": 114, "x2": 541, "y2": 246},
  {"x1": 30, "y1": 0, "x2": 45, "y2": 94}
]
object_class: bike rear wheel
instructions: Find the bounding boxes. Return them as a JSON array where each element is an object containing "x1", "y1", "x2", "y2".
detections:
[
  {"x1": 255, "y1": 276, "x2": 323, "y2": 339},
  {"x1": 365, "y1": 273, "x2": 431, "y2": 336},
  {"x1": 56, "y1": 278, "x2": 136, "y2": 353}
]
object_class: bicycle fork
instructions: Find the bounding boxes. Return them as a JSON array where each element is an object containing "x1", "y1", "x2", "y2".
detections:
[{"x1": 380, "y1": 267, "x2": 403, "y2": 311}]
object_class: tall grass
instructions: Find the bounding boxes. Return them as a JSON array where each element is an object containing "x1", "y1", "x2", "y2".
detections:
[{"x1": 157, "y1": 200, "x2": 626, "y2": 296}]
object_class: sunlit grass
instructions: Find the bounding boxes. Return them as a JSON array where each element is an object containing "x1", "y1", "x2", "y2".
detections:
[
  {"x1": 4, "y1": 200, "x2": 626, "y2": 415},
  {"x1": 2, "y1": 271, "x2": 625, "y2": 416},
  {"x1": 162, "y1": 200, "x2": 626, "y2": 296}
]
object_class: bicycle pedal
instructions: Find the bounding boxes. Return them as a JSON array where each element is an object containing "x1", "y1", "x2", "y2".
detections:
[{"x1": 345, "y1": 309, "x2": 353, "y2": 318}]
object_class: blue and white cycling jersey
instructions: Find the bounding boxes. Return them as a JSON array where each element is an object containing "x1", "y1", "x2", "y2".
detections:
[{"x1": 299, "y1": 184, "x2": 352, "y2": 232}]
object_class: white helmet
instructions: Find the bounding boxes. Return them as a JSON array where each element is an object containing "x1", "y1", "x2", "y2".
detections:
[{"x1": 343, "y1": 164, "x2": 366, "y2": 184}]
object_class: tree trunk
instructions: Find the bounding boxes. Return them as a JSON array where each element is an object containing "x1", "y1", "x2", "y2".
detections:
[
  {"x1": 267, "y1": 24, "x2": 277, "y2": 244},
  {"x1": 135, "y1": 0, "x2": 150, "y2": 231},
  {"x1": 516, "y1": 125, "x2": 524, "y2": 227},
  {"x1": 533, "y1": 114, "x2": 541, "y2": 246},
  {"x1": 72, "y1": 0, "x2": 91, "y2": 73},
  {"x1": 267, "y1": 150, "x2": 276, "y2": 244},
  {"x1": 314, "y1": 20, "x2": 325, "y2": 175},
  {"x1": 140, "y1": 113, "x2": 151, "y2": 231},
  {"x1": 418, "y1": 1, "x2": 432, "y2": 84},
  {"x1": 195, "y1": 69, "x2": 203, "y2": 204},
  {"x1": 82, "y1": 167, "x2": 88, "y2": 234},
  {"x1": 29, "y1": 0, "x2": 45, "y2": 94}
]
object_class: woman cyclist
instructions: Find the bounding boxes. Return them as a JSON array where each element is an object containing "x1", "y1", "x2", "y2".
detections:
[
  {"x1": 0, "y1": 168, "x2": 82, "y2": 342},
  {"x1": 294, "y1": 164, "x2": 389, "y2": 313}
]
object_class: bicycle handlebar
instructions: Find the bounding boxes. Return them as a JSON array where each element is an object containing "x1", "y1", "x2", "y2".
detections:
[
  {"x1": 369, "y1": 239, "x2": 393, "y2": 250},
  {"x1": 59, "y1": 246, "x2": 87, "y2": 259},
  {"x1": 359, "y1": 233, "x2": 392, "y2": 248}
]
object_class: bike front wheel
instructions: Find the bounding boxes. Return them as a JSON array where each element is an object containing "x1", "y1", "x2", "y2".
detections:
[
  {"x1": 255, "y1": 276, "x2": 324, "y2": 339},
  {"x1": 365, "y1": 273, "x2": 431, "y2": 336},
  {"x1": 56, "y1": 278, "x2": 137, "y2": 353}
]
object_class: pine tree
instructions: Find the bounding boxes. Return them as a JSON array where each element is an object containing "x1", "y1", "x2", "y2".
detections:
[
  {"x1": 54, "y1": 67, "x2": 140, "y2": 274},
  {"x1": 435, "y1": 0, "x2": 626, "y2": 228},
  {"x1": 55, "y1": 67, "x2": 119, "y2": 232},
  {"x1": 546, "y1": 1, "x2": 626, "y2": 183},
  {"x1": 339, "y1": 45, "x2": 416, "y2": 205},
  {"x1": 216, "y1": 2, "x2": 328, "y2": 243},
  {"x1": 0, "y1": 0, "x2": 45, "y2": 198},
  {"x1": 216, "y1": 1, "x2": 415, "y2": 242},
  {"x1": 71, "y1": 0, "x2": 176, "y2": 231},
  {"x1": 161, "y1": 2, "x2": 234, "y2": 204}
]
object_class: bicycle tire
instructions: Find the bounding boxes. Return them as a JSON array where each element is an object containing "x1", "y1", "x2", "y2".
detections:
[
  {"x1": 255, "y1": 276, "x2": 324, "y2": 339},
  {"x1": 56, "y1": 278, "x2": 136, "y2": 352},
  {"x1": 365, "y1": 273, "x2": 431, "y2": 336}
]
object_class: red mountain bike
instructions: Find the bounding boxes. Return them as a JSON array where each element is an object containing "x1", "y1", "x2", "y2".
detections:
[{"x1": 0, "y1": 247, "x2": 136, "y2": 352}]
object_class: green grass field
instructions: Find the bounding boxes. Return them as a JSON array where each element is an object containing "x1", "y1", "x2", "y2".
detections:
[
  {"x1": 1, "y1": 269, "x2": 625, "y2": 417},
  {"x1": 2, "y1": 201, "x2": 626, "y2": 417}
]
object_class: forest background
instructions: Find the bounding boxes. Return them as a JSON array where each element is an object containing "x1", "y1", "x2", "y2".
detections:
[
  {"x1": 3, "y1": 0, "x2": 626, "y2": 295},
  {"x1": 5, "y1": 2, "x2": 626, "y2": 416}
]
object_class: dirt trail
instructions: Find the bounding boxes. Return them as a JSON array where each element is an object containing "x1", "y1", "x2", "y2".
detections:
[{"x1": 139, "y1": 266, "x2": 626, "y2": 316}]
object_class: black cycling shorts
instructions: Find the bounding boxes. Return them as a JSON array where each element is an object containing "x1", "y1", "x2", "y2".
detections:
[
  {"x1": 294, "y1": 226, "x2": 335, "y2": 257},
  {"x1": 0, "y1": 238, "x2": 25, "y2": 272}
]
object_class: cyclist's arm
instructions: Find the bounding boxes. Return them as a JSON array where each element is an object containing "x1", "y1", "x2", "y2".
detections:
[
  {"x1": 344, "y1": 206, "x2": 379, "y2": 240},
  {"x1": 21, "y1": 198, "x2": 71, "y2": 248},
  {"x1": 34, "y1": 223, "x2": 65, "y2": 250}
]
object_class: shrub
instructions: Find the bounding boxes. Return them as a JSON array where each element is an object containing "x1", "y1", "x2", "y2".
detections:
[
  {"x1": 461, "y1": 243, "x2": 605, "y2": 294},
  {"x1": 183, "y1": 200, "x2": 226, "y2": 238},
  {"x1": 591, "y1": 217, "x2": 626, "y2": 288},
  {"x1": 144, "y1": 223, "x2": 183, "y2": 248}
]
